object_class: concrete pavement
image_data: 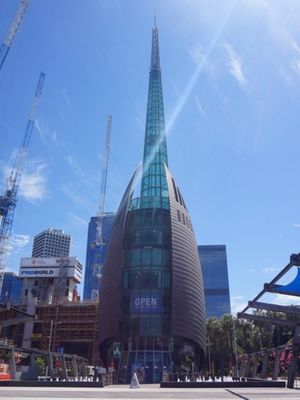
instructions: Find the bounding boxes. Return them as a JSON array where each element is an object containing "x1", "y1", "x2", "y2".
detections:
[{"x1": 0, "y1": 385, "x2": 299, "y2": 400}]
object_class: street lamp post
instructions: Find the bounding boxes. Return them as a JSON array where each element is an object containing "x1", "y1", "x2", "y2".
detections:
[
  {"x1": 206, "y1": 337, "x2": 212, "y2": 378},
  {"x1": 48, "y1": 320, "x2": 54, "y2": 353},
  {"x1": 232, "y1": 318, "x2": 238, "y2": 377},
  {"x1": 46, "y1": 320, "x2": 62, "y2": 378},
  {"x1": 48, "y1": 320, "x2": 62, "y2": 353}
]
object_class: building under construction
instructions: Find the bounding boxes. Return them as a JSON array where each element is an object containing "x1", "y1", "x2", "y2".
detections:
[
  {"x1": 0, "y1": 301, "x2": 100, "y2": 365},
  {"x1": 32, "y1": 302, "x2": 100, "y2": 365},
  {"x1": 19, "y1": 256, "x2": 82, "y2": 305}
]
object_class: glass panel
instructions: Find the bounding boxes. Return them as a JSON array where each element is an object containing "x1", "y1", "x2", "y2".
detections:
[
  {"x1": 142, "y1": 249, "x2": 151, "y2": 265},
  {"x1": 123, "y1": 271, "x2": 129, "y2": 289},
  {"x1": 152, "y1": 248, "x2": 162, "y2": 264},
  {"x1": 132, "y1": 249, "x2": 141, "y2": 265},
  {"x1": 162, "y1": 271, "x2": 170, "y2": 289}
]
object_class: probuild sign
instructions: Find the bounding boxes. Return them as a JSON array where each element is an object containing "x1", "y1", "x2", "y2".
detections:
[
  {"x1": 20, "y1": 268, "x2": 61, "y2": 277},
  {"x1": 131, "y1": 293, "x2": 161, "y2": 313},
  {"x1": 19, "y1": 257, "x2": 82, "y2": 281}
]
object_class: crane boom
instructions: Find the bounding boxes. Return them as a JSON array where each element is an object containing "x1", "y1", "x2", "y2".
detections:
[
  {"x1": 0, "y1": 72, "x2": 45, "y2": 295},
  {"x1": 0, "y1": 0, "x2": 29, "y2": 71},
  {"x1": 7, "y1": 72, "x2": 45, "y2": 196},
  {"x1": 96, "y1": 115, "x2": 112, "y2": 243}
]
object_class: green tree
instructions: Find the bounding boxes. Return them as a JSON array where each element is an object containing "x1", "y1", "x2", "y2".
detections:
[{"x1": 35, "y1": 356, "x2": 46, "y2": 375}]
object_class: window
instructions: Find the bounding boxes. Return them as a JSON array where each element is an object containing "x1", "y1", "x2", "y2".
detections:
[
  {"x1": 161, "y1": 271, "x2": 170, "y2": 289},
  {"x1": 152, "y1": 248, "x2": 162, "y2": 264},
  {"x1": 123, "y1": 271, "x2": 129, "y2": 289},
  {"x1": 132, "y1": 249, "x2": 141, "y2": 266},
  {"x1": 177, "y1": 209, "x2": 181, "y2": 222},
  {"x1": 144, "y1": 211, "x2": 153, "y2": 224},
  {"x1": 142, "y1": 249, "x2": 151, "y2": 265},
  {"x1": 177, "y1": 188, "x2": 183, "y2": 206},
  {"x1": 171, "y1": 178, "x2": 179, "y2": 202}
]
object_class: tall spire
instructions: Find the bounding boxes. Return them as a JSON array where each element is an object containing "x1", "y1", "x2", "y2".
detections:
[
  {"x1": 140, "y1": 20, "x2": 169, "y2": 209},
  {"x1": 150, "y1": 18, "x2": 160, "y2": 71}
]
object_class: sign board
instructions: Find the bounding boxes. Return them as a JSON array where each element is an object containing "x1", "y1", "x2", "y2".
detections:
[
  {"x1": 20, "y1": 257, "x2": 81, "y2": 269},
  {"x1": 131, "y1": 293, "x2": 161, "y2": 313},
  {"x1": 19, "y1": 257, "x2": 82, "y2": 282}
]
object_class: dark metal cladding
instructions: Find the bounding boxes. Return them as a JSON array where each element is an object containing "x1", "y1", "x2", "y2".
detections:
[
  {"x1": 165, "y1": 166, "x2": 206, "y2": 358},
  {"x1": 99, "y1": 169, "x2": 139, "y2": 360}
]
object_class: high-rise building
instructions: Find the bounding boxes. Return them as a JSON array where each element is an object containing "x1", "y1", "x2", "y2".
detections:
[
  {"x1": 198, "y1": 245, "x2": 231, "y2": 319},
  {"x1": 19, "y1": 256, "x2": 82, "y2": 305},
  {"x1": 32, "y1": 228, "x2": 70, "y2": 258},
  {"x1": 0, "y1": 272, "x2": 22, "y2": 305},
  {"x1": 83, "y1": 213, "x2": 115, "y2": 301},
  {"x1": 99, "y1": 22, "x2": 206, "y2": 383},
  {"x1": 19, "y1": 228, "x2": 81, "y2": 305}
]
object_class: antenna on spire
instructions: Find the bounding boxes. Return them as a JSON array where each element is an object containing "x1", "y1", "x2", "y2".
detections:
[{"x1": 154, "y1": 11, "x2": 157, "y2": 27}]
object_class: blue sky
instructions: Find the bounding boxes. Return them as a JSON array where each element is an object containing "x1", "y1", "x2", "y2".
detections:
[{"x1": 1, "y1": 0, "x2": 300, "y2": 312}]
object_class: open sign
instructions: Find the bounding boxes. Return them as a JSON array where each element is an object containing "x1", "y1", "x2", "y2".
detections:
[{"x1": 131, "y1": 293, "x2": 161, "y2": 313}]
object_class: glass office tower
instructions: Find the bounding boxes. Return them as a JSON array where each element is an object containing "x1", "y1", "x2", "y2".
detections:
[
  {"x1": 99, "y1": 21, "x2": 206, "y2": 383},
  {"x1": 83, "y1": 213, "x2": 114, "y2": 301},
  {"x1": 0, "y1": 272, "x2": 22, "y2": 305},
  {"x1": 198, "y1": 245, "x2": 231, "y2": 319}
]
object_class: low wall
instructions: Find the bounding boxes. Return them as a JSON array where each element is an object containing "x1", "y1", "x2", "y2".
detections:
[
  {"x1": 0, "y1": 380, "x2": 104, "y2": 387},
  {"x1": 160, "y1": 380, "x2": 286, "y2": 388}
]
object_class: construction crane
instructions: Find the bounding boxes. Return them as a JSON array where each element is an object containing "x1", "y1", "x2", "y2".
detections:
[
  {"x1": 0, "y1": 0, "x2": 29, "y2": 71},
  {"x1": 0, "y1": 72, "x2": 45, "y2": 295},
  {"x1": 96, "y1": 115, "x2": 112, "y2": 245},
  {"x1": 90, "y1": 116, "x2": 112, "y2": 302}
]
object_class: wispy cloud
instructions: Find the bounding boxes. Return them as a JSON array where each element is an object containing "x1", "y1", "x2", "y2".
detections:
[
  {"x1": 194, "y1": 95, "x2": 205, "y2": 115},
  {"x1": 69, "y1": 212, "x2": 88, "y2": 227},
  {"x1": 65, "y1": 155, "x2": 98, "y2": 189},
  {"x1": 35, "y1": 119, "x2": 48, "y2": 144},
  {"x1": 51, "y1": 130, "x2": 58, "y2": 144},
  {"x1": 165, "y1": 2, "x2": 238, "y2": 136},
  {"x1": 231, "y1": 295, "x2": 247, "y2": 315},
  {"x1": 62, "y1": 88, "x2": 73, "y2": 111},
  {"x1": 65, "y1": 155, "x2": 85, "y2": 179},
  {"x1": 279, "y1": 66, "x2": 294, "y2": 87},
  {"x1": 19, "y1": 160, "x2": 48, "y2": 201},
  {"x1": 187, "y1": 44, "x2": 205, "y2": 65},
  {"x1": 224, "y1": 43, "x2": 247, "y2": 88},
  {"x1": 35, "y1": 118, "x2": 60, "y2": 148},
  {"x1": 258, "y1": 0, "x2": 300, "y2": 55},
  {"x1": 262, "y1": 266, "x2": 280, "y2": 274},
  {"x1": 1, "y1": 159, "x2": 48, "y2": 202},
  {"x1": 62, "y1": 183, "x2": 95, "y2": 211},
  {"x1": 6, "y1": 234, "x2": 31, "y2": 256},
  {"x1": 292, "y1": 60, "x2": 300, "y2": 76},
  {"x1": 271, "y1": 294, "x2": 300, "y2": 306},
  {"x1": 293, "y1": 223, "x2": 300, "y2": 228}
]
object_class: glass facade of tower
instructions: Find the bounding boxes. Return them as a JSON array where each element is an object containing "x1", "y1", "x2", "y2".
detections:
[
  {"x1": 99, "y1": 23, "x2": 206, "y2": 384},
  {"x1": 118, "y1": 207, "x2": 172, "y2": 382},
  {"x1": 0, "y1": 272, "x2": 22, "y2": 305},
  {"x1": 198, "y1": 245, "x2": 231, "y2": 319},
  {"x1": 117, "y1": 24, "x2": 173, "y2": 382},
  {"x1": 83, "y1": 213, "x2": 114, "y2": 301}
]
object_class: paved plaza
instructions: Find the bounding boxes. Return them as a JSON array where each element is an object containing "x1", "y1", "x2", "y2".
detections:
[{"x1": 0, "y1": 385, "x2": 299, "y2": 400}]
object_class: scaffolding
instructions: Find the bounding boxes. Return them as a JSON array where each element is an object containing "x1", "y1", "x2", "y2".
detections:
[{"x1": 33, "y1": 302, "x2": 100, "y2": 365}]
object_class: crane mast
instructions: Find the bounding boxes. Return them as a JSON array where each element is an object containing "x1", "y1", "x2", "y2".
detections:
[
  {"x1": 89, "y1": 116, "x2": 112, "y2": 302},
  {"x1": 96, "y1": 115, "x2": 112, "y2": 244},
  {"x1": 0, "y1": 0, "x2": 29, "y2": 71},
  {"x1": 0, "y1": 72, "x2": 45, "y2": 295}
]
